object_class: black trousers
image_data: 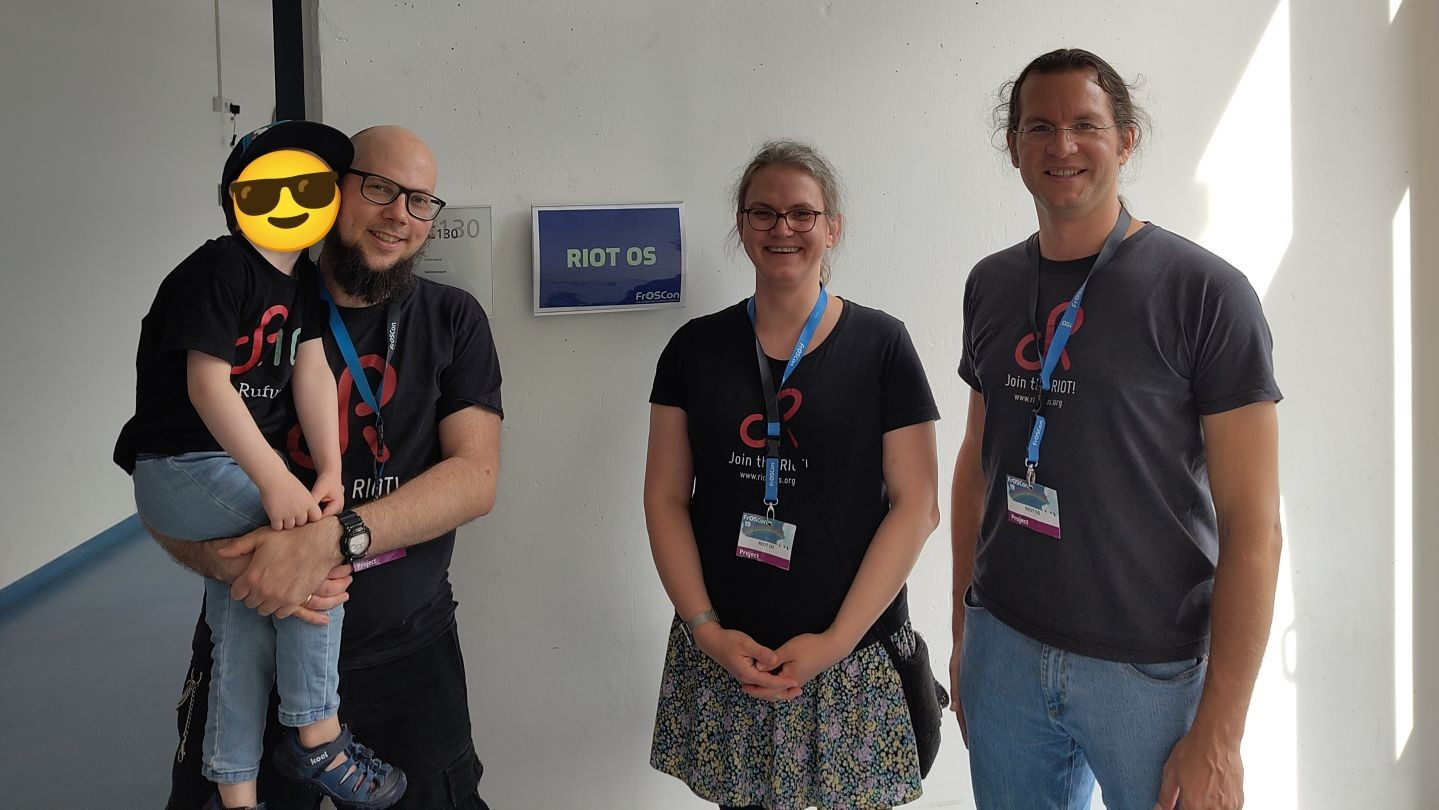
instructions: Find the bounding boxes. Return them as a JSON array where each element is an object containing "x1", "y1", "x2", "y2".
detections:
[{"x1": 167, "y1": 615, "x2": 488, "y2": 810}]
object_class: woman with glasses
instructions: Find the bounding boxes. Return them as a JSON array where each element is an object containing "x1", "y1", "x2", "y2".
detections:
[{"x1": 645, "y1": 140, "x2": 941, "y2": 809}]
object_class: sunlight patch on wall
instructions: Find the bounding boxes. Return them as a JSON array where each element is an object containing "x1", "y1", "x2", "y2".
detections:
[
  {"x1": 1393, "y1": 188, "x2": 1412, "y2": 761},
  {"x1": 1242, "y1": 495, "x2": 1298, "y2": 809},
  {"x1": 1195, "y1": 0, "x2": 1291, "y2": 298}
]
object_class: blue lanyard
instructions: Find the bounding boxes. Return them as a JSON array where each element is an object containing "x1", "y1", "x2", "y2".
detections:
[
  {"x1": 1023, "y1": 209, "x2": 1131, "y2": 482},
  {"x1": 318, "y1": 283, "x2": 399, "y2": 483},
  {"x1": 747, "y1": 286, "x2": 828, "y2": 514}
]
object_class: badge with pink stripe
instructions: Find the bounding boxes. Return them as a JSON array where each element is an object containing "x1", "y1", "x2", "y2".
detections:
[{"x1": 1005, "y1": 475, "x2": 1061, "y2": 539}]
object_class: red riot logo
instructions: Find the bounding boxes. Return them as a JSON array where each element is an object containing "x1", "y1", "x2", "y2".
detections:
[
  {"x1": 1014, "y1": 301, "x2": 1085, "y2": 372},
  {"x1": 287, "y1": 354, "x2": 396, "y2": 470},
  {"x1": 739, "y1": 387, "x2": 802, "y2": 449}
]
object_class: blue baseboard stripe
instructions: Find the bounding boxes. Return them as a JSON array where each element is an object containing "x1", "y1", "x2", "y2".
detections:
[{"x1": 0, "y1": 513, "x2": 143, "y2": 614}]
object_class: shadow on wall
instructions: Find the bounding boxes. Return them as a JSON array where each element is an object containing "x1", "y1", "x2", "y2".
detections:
[
  {"x1": 1186, "y1": 3, "x2": 1297, "y2": 808},
  {"x1": 1251, "y1": 0, "x2": 1431, "y2": 806},
  {"x1": 1164, "y1": 0, "x2": 1430, "y2": 805}
]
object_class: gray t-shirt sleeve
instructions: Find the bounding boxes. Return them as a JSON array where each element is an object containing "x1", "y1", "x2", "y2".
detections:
[{"x1": 1192, "y1": 275, "x2": 1283, "y2": 414}]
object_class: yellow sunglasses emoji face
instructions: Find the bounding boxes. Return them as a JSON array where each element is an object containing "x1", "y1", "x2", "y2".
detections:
[{"x1": 230, "y1": 149, "x2": 340, "y2": 252}]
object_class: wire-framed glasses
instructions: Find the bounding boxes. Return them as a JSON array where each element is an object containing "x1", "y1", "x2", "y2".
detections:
[{"x1": 1012, "y1": 122, "x2": 1119, "y2": 144}]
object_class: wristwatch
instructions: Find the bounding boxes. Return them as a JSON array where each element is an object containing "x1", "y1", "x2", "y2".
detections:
[
  {"x1": 681, "y1": 609, "x2": 719, "y2": 645},
  {"x1": 337, "y1": 509, "x2": 371, "y2": 563}
]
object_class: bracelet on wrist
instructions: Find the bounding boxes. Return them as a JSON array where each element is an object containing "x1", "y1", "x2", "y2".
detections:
[
  {"x1": 681, "y1": 609, "x2": 719, "y2": 644},
  {"x1": 685, "y1": 609, "x2": 718, "y2": 633}
]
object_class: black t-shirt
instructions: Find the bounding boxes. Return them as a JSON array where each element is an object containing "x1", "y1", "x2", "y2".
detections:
[
  {"x1": 283, "y1": 277, "x2": 503, "y2": 669},
  {"x1": 651, "y1": 299, "x2": 939, "y2": 650},
  {"x1": 114, "y1": 236, "x2": 325, "y2": 473},
  {"x1": 958, "y1": 224, "x2": 1282, "y2": 662}
]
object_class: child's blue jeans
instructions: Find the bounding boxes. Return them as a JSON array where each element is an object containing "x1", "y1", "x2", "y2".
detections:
[{"x1": 134, "y1": 451, "x2": 342, "y2": 785}]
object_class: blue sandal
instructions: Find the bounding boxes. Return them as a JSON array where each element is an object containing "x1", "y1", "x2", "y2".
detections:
[{"x1": 271, "y1": 725, "x2": 406, "y2": 809}]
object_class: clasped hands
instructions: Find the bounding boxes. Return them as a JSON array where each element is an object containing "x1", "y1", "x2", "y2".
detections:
[
  {"x1": 214, "y1": 518, "x2": 353, "y2": 626},
  {"x1": 694, "y1": 624, "x2": 849, "y2": 701}
]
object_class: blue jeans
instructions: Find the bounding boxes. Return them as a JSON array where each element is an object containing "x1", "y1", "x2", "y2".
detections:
[
  {"x1": 134, "y1": 451, "x2": 342, "y2": 785},
  {"x1": 959, "y1": 588, "x2": 1205, "y2": 810}
]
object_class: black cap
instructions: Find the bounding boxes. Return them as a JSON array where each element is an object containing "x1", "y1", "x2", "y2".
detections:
[{"x1": 219, "y1": 120, "x2": 354, "y2": 231}]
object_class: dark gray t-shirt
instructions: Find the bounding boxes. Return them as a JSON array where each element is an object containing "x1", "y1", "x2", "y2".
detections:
[{"x1": 958, "y1": 224, "x2": 1281, "y2": 662}]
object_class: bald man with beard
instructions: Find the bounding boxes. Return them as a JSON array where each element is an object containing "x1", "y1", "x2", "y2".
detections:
[{"x1": 158, "y1": 126, "x2": 503, "y2": 810}]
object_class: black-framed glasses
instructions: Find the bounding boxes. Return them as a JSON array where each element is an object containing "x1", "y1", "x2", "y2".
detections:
[
  {"x1": 229, "y1": 172, "x2": 338, "y2": 216},
  {"x1": 1012, "y1": 122, "x2": 1119, "y2": 145},
  {"x1": 742, "y1": 207, "x2": 830, "y2": 233},
  {"x1": 344, "y1": 169, "x2": 447, "y2": 221}
]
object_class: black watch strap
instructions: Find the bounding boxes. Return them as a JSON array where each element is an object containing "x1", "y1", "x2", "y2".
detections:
[{"x1": 337, "y1": 509, "x2": 370, "y2": 562}]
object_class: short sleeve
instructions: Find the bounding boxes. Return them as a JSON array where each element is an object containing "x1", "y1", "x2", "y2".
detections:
[
  {"x1": 957, "y1": 271, "x2": 983, "y2": 392},
  {"x1": 1192, "y1": 276, "x2": 1282, "y2": 414},
  {"x1": 881, "y1": 321, "x2": 941, "y2": 432},
  {"x1": 649, "y1": 325, "x2": 690, "y2": 409},
  {"x1": 160, "y1": 249, "x2": 246, "y2": 361},
  {"x1": 437, "y1": 294, "x2": 504, "y2": 420}
]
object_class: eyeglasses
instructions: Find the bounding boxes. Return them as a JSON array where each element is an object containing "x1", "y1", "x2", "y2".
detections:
[
  {"x1": 344, "y1": 169, "x2": 447, "y2": 221},
  {"x1": 1012, "y1": 123, "x2": 1119, "y2": 144},
  {"x1": 229, "y1": 172, "x2": 338, "y2": 216},
  {"x1": 742, "y1": 207, "x2": 830, "y2": 233}
]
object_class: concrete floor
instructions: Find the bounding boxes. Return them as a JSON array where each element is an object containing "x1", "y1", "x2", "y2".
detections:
[{"x1": 0, "y1": 526, "x2": 203, "y2": 806}]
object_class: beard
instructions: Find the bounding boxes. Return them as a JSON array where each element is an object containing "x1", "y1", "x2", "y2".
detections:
[{"x1": 320, "y1": 233, "x2": 422, "y2": 305}]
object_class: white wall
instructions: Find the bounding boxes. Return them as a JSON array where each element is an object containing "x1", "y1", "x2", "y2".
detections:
[
  {"x1": 3, "y1": 0, "x2": 1432, "y2": 806},
  {"x1": 1398, "y1": 0, "x2": 1436, "y2": 803},
  {"x1": 0, "y1": 0, "x2": 275, "y2": 589},
  {"x1": 316, "y1": 1, "x2": 1436, "y2": 807}
]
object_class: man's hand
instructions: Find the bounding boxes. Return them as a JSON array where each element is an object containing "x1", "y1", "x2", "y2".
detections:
[
  {"x1": 288, "y1": 564, "x2": 354, "y2": 625},
  {"x1": 693, "y1": 623, "x2": 799, "y2": 700},
  {"x1": 221, "y1": 517, "x2": 342, "y2": 618},
  {"x1": 1153, "y1": 726, "x2": 1244, "y2": 810},
  {"x1": 949, "y1": 640, "x2": 970, "y2": 747},
  {"x1": 768, "y1": 632, "x2": 848, "y2": 698}
]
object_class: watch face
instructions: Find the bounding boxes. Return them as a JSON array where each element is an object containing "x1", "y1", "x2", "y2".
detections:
[{"x1": 346, "y1": 531, "x2": 370, "y2": 556}]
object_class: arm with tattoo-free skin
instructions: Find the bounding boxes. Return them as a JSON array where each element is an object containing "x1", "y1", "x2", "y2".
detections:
[
  {"x1": 149, "y1": 529, "x2": 351, "y2": 625},
  {"x1": 644, "y1": 404, "x2": 800, "y2": 697},
  {"x1": 151, "y1": 531, "x2": 248, "y2": 584},
  {"x1": 1154, "y1": 401, "x2": 1282, "y2": 810},
  {"x1": 949, "y1": 390, "x2": 987, "y2": 746},
  {"x1": 220, "y1": 404, "x2": 502, "y2": 618},
  {"x1": 290, "y1": 339, "x2": 345, "y2": 517},
  {"x1": 768, "y1": 420, "x2": 940, "y2": 696},
  {"x1": 187, "y1": 350, "x2": 321, "y2": 530}
]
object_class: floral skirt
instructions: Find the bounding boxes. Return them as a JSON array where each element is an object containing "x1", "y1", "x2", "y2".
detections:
[{"x1": 649, "y1": 616, "x2": 922, "y2": 810}]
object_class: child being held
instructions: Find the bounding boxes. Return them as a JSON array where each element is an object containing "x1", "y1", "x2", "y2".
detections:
[{"x1": 114, "y1": 121, "x2": 405, "y2": 810}]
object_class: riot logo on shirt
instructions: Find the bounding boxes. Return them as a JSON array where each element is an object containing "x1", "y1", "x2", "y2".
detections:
[
  {"x1": 286, "y1": 352, "x2": 397, "y2": 476},
  {"x1": 738, "y1": 387, "x2": 802, "y2": 449},
  {"x1": 1007, "y1": 300, "x2": 1083, "y2": 406},
  {"x1": 1013, "y1": 300, "x2": 1085, "y2": 373},
  {"x1": 731, "y1": 386, "x2": 810, "y2": 488}
]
